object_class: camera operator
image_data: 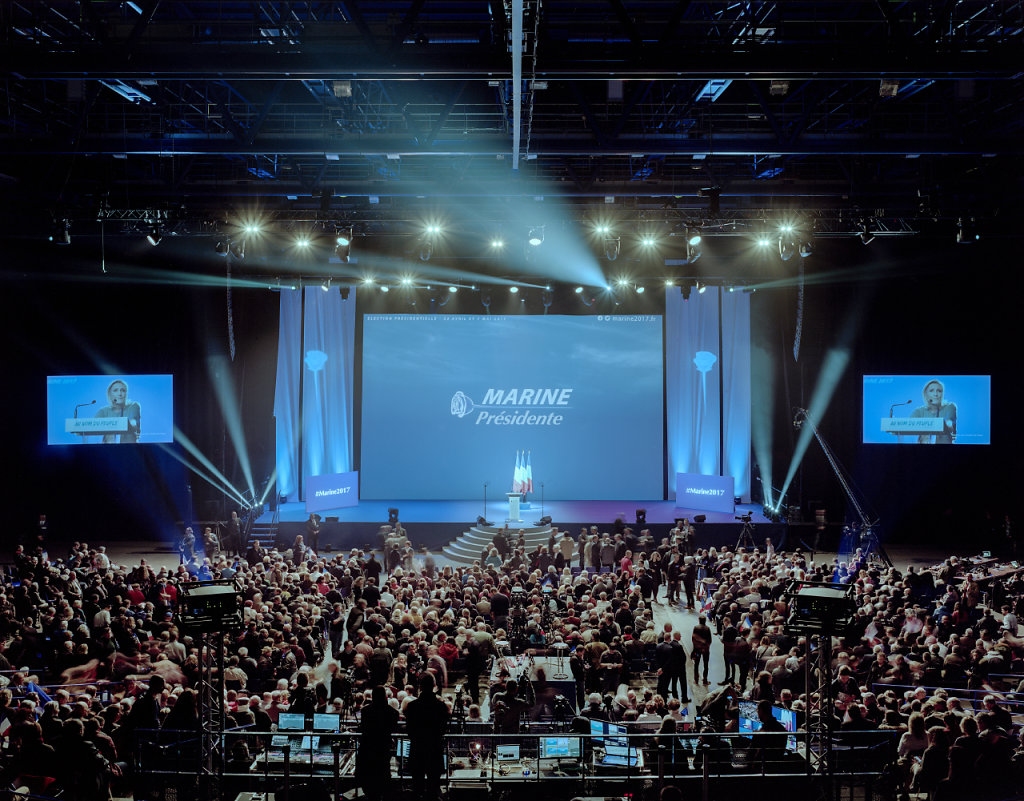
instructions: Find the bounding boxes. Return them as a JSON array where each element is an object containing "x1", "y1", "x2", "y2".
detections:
[{"x1": 490, "y1": 678, "x2": 530, "y2": 733}]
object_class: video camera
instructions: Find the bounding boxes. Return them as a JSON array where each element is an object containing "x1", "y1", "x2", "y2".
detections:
[{"x1": 735, "y1": 513, "x2": 753, "y2": 523}]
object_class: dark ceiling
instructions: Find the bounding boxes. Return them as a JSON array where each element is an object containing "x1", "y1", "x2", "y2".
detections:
[{"x1": 2, "y1": 1, "x2": 1023, "y2": 279}]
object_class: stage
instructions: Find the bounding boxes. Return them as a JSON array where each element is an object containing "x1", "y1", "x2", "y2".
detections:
[{"x1": 257, "y1": 498, "x2": 785, "y2": 553}]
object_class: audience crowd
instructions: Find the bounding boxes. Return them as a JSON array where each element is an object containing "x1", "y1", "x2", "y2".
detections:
[{"x1": 2, "y1": 522, "x2": 1024, "y2": 800}]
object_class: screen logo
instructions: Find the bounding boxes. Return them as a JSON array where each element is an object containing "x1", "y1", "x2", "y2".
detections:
[{"x1": 450, "y1": 388, "x2": 572, "y2": 426}]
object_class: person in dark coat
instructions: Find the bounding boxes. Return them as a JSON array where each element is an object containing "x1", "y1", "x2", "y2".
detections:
[
  {"x1": 404, "y1": 673, "x2": 450, "y2": 800},
  {"x1": 357, "y1": 685, "x2": 400, "y2": 801}
]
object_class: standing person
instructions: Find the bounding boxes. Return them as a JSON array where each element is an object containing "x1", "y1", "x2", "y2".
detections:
[
  {"x1": 357, "y1": 685, "x2": 399, "y2": 801},
  {"x1": 682, "y1": 557, "x2": 698, "y2": 611},
  {"x1": 678, "y1": 519, "x2": 695, "y2": 556},
  {"x1": 666, "y1": 553, "x2": 682, "y2": 605},
  {"x1": 691, "y1": 616, "x2": 712, "y2": 685},
  {"x1": 178, "y1": 528, "x2": 195, "y2": 565},
  {"x1": 405, "y1": 673, "x2": 450, "y2": 801},
  {"x1": 225, "y1": 510, "x2": 243, "y2": 557},
  {"x1": 94, "y1": 379, "x2": 141, "y2": 443},
  {"x1": 668, "y1": 631, "x2": 691, "y2": 702},
  {"x1": 305, "y1": 513, "x2": 322, "y2": 554}
]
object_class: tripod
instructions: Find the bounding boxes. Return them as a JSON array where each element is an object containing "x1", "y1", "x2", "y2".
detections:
[{"x1": 736, "y1": 520, "x2": 756, "y2": 549}]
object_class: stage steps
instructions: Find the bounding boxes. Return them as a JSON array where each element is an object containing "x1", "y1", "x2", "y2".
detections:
[
  {"x1": 249, "y1": 521, "x2": 279, "y2": 549},
  {"x1": 442, "y1": 524, "x2": 555, "y2": 564}
]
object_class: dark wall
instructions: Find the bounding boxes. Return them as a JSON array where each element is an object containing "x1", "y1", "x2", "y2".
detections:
[
  {"x1": 2, "y1": 237, "x2": 280, "y2": 546},
  {"x1": 754, "y1": 235, "x2": 1023, "y2": 548}
]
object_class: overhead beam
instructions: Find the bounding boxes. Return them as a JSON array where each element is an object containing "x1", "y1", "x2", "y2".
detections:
[
  {"x1": 3, "y1": 46, "x2": 1021, "y2": 80},
  {"x1": 2, "y1": 133, "x2": 1020, "y2": 157}
]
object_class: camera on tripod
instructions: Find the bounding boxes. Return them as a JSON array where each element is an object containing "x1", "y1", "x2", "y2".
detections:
[{"x1": 735, "y1": 513, "x2": 753, "y2": 523}]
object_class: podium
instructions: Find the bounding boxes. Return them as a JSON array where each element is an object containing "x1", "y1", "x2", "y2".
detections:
[
  {"x1": 880, "y1": 418, "x2": 945, "y2": 441},
  {"x1": 65, "y1": 417, "x2": 129, "y2": 436},
  {"x1": 506, "y1": 492, "x2": 523, "y2": 524}
]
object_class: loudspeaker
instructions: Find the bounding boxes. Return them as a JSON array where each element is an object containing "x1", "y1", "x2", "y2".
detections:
[
  {"x1": 325, "y1": 516, "x2": 339, "y2": 523},
  {"x1": 693, "y1": 514, "x2": 707, "y2": 523},
  {"x1": 388, "y1": 507, "x2": 399, "y2": 525}
]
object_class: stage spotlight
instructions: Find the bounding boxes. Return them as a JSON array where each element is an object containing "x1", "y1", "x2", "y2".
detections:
[
  {"x1": 425, "y1": 224, "x2": 442, "y2": 235},
  {"x1": 229, "y1": 240, "x2": 245, "y2": 259},
  {"x1": 697, "y1": 282, "x2": 708, "y2": 294},
  {"x1": 335, "y1": 228, "x2": 353, "y2": 262},
  {"x1": 528, "y1": 226, "x2": 544, "y2": 246},
  {"x1": 686, "y1": 240, "x2": 702, "y2": 264},
  {"x1": 491, "y1": 238, "x2": 504, "y2": 249},
  {"x1": 362, "y1": 277, "x2": 375, "y2": 286},
  {"x1": 321, "y1": 278, "x2": 331, "y2": 292},
  {"x1": 687, "y1": 227, "x2": 702, "y2": 246},
  {"x1": 635, "y1": 508, "x2": 646, "y2": 526},
  {"x1": 756, "y1": 235, "x2": 772, "y2": 248},
  {"x1": 604, "y1": 236, "x2": 621, "y2": 261},
  {"x1": 778, "y1": 236, "x2": 796, "y2": 261},
  {"x1": 574, "y1": 286, "x2": 584, "y2": 294},
  {"x1": 380, "y1": 285, "x2": 390, "y2": 293},
  {"x1": 541, "y1": 289, "x2": 553, "y2": 309},
  {"x1": 340, "y1": 287, "x2": 350, "y2": 300},
  {"x1": 778, "y1": 223, "x2": 794, "y2": 235},
  {"x1": 799, "y1": 241, "x2": 814, "y2": 258},
  {"x1": 640, "y1": 235, "x2": 657, "y2": 248},
  {"x1": 682, "y1": 281, "x2": 693, "y2": 301},
  {"x1": 595, "y1": 224, "x2": 611, "y2": 235},
  {"x1": 858, "y1": 220, "x2": 876, "y2": 245},
  {"x1": 244, "y1": 223, "x2": 261, "y2": 235},
  {"x1": 295, "y1": 235, "x2": 311, "y2": 249},
  {"x1": 481, "y1": 292, "x2": 491, "y2": 311},
  {"x1": 401, "y1": 277, "x2": 413, "y2": 286},
  {"x1": 388, "y1": 507, "x2": 399, "y2": 525},
  {"x1": 146, "y1": 225, "x2": 162, "y2": 246},
  {"x1": 957, "y1": 217, "x2": 979, "y2": 243},
  {"x1": 665, "y1": 279, "x2": 675, "y2": 287},
  {"x1": 636, "y1": 285, "x2": 645, "y2": 294},
  {"x1": 215, "y1": 240, "x2": 229, "y2": 255},
  {"x1": 448, "y1": 285, "x2": 458, "y2": 293},
  {"x1": 509, "y1": 285, "x2": 519, "y2": 294},
  {"x1": 616, "y1": 278, "x2": 629, "y2": 288}
]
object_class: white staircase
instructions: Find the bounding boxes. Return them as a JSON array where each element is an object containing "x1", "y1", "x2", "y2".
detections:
[{"x1": 441, "y1": 523, "x2": 554, "y2": 564}]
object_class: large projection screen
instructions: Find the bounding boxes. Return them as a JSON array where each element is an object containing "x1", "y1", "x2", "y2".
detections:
[{"x1": 360, "y1": 314, "x2": 664, "y2": 499}]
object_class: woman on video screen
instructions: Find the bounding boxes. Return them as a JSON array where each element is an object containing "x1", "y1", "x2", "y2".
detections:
[
  {"x1": 95, "y1": 379, "x2": 141, "y2": 443},
  {"x1": 910, "y1": 379, "x2": 956, "y2": 444}
]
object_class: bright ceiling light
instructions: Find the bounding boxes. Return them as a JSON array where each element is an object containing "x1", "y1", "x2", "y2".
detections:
[
  {"x1": 509, "y1": 286, "x2": 520, "y2": 294},
  {"x1": 616, "y1": 278, "x2": 629, "y2": 287},
  {"x1": 401, "y1": 277, "x2": 413, "y2": 286},
  {"x1": 490, "y1": 238, "x2": 504, "y2": 248},
  {"x1": 362, "y1": 277, "x2": 375, "y2": 286},
  {"x1": 448, "y1": 285, "x2": 458, "y2": 293},
  {"x1": 687, "y1": 228, "x2": 702, "y2": 246},
  {"x1": 640, "y1": 236, "x2": 657, "y2": 247}
]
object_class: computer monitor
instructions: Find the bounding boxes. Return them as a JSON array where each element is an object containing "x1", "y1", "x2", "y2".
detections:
[
  {"x1": 277, "y1": 712, "x2": 306, "y2": 731},
  {"x1": 495, "y1": 744, "x2": 520, "y2": 762},
  {"x1": 605, "y1": 721, "x2": 628, "y2": 748},
  {"x1": 771, "y1": 705, "x2": 799, "y2": 752},
  {"x1": 738, "y1": 701, "x2": 761, "y2": 735},
  {"x1": 600, "y1": 744, "x2": 644, "y2": 768},
  {"x1": 540, "y1": 736, "x2": 581, "y2": 759},
  {"x1": 313, "y1": 713, "x2": 341, "y2": 732},
  {"x1": 589, "y1": 718, "x2": 608, "y2": 744},
  {"x1": 398, "y1": 739, "x2": 411, "y2": 759}
]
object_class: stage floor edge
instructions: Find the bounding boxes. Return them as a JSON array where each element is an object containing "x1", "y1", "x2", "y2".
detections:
[{"x1": 260, "y1": 499, "x2": 768, "y2": 527}]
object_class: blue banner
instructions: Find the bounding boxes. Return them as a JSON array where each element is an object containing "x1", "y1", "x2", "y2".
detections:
[
  {"x1": 305, "y1": 471, "x2": 359, "y2": 514},
  {"x1": 675, "y1": 472, "x2": 735, "y2": 513}
]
